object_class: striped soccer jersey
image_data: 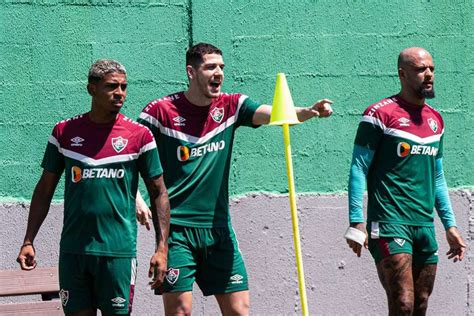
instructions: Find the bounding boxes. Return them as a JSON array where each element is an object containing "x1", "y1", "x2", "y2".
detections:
[
  {"x1": 138, "y1": 92, "x2": 261, "y2": 228},
  {"x1": 355, "y1": 95, "x2": 444, "y2": 226},
  {"x1": 41, "y1": 113, "x2": 163, "y2": 257}
]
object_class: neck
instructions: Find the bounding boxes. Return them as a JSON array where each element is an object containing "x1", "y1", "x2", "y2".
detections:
[
  {"x1": 398, "y1": 90, "x2": 425, "y2": 106},
  {"x1": 184, "y1": 87, "x2": 212, "y2": 107},
  {"x1": 89, "y1": 104, "x2": 118, "y2": 124}
]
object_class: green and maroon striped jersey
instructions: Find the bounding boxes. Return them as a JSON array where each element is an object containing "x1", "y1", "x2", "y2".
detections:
[
  {"x1": 355, "y1": 95, "x2": 444, "y2": 226},
  {"x1": 138, "y1": 92, "x2": 261, "y2": 228},
  {"x1": 42, "y1": 113, "x2": 162, "y2": 257}
]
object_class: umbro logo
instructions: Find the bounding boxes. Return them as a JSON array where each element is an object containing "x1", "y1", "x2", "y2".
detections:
[
  {"x1": 111, "y1": 297, "x2": 126, "y2": 304},
  {"x1": 71, "y1": 136, "x2": 84, "y2": 147},
  {"x1": 111, "y1": 296, "x2": 126, "y2": 307},
  {"x1": 398, "y1": 117, "x2": 410, "y2": 127},
  {"x1": 173, "y1": 116, "x2": 186, "y2": 126},
  {"x1": 230, "y1": 274, "x2": 244, "y2": 284}
]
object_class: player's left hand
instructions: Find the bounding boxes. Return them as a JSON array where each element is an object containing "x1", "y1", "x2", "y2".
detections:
[
  {"x1": 312, "y1": 98, "x2": 333, "y2": 118},
  {"x1": 148, "y1": 249, "x2": 168, "y2": 290},
  {"x1": 446, "y1": 226, "x2": 466, "y2": 263},
  {"x1": 136, "y1": 198, "x2": 152, "y2": 231}
]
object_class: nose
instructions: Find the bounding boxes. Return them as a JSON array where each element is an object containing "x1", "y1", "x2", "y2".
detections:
[
  {"x1": 115, "y1": 86, "x2": 126, "y2": 96},
  {"x1": 215, "y1": 66, "x2": 224, "y2": 76}
]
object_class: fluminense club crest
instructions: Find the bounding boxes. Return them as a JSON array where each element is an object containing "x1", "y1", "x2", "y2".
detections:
[
  {"x1": 427, "y1": 118, "x2": 438, "y2": 133},
  {"x1": 166, "y1": 268, "x2": 180, "y2": 285},
  {"x1": 112, "y1": 136, "x2": 128, "y2": 153},
  {"x1": 210, "y1": 107, "x2": 224, "y2": 123},
  {"x1": 59, "y1": 289, "x2": 69, "y2": 306}
]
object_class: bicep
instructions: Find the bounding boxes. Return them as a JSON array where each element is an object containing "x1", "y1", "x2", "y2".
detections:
[{"x1": 252, "y1": 104, "x2": 272, "y2": 125}]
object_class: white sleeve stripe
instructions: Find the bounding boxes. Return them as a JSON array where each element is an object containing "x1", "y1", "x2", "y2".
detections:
[
  {"x1": 361, "y1": 115, "x2": 386, "y2": 130},
  {"x1": 139, "y1": 141, "x2": 157, "y2": 154}
]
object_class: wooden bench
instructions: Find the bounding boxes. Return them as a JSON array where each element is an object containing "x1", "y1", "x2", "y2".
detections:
[{"x1": 0, "y1": 267, "x2": 62, "y2": 315}]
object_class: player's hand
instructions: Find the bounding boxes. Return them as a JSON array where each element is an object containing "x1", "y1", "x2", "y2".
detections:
[
  {"x1": 16, "y1": 243, "x2": 37, "y2": 270},
  {"x1": 346, "y1": 223, "x2": 368, "y2": 257},
  {"x1": 446, "y1": 226, "x2": 466, "y2": 263},
  {"x1": 136, "y1": 199, "x2": 152, "y2": 231},
  {"x1": 311, "y1": 99, "x2": 333, "y2": 118},
  {"x1": 148, "y1": 249, "x2": 168, "y2": 290}
]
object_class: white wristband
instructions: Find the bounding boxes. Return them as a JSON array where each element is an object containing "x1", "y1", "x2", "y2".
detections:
[{"x1": 344, "y1": 227, "x2": 366, "y2": 246}]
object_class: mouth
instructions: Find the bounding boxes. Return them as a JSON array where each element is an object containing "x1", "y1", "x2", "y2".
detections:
[
  {"x1": 209, "y1": 79, "x2": 222, "y2": 91},
  {"x1": 113, "y1": 100, "x2": 124, "y2": 107}
]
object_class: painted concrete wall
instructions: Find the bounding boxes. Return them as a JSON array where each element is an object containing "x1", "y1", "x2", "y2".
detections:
[
  {"x1": 1, "y1": 0, "x2": 473, "y2": 315},
  {"x1": 0, "y1": 0, "x2": 472, "y2": 200},
  {"x1": 1, "y1": 191, "x2": 472, "y2": 315}
]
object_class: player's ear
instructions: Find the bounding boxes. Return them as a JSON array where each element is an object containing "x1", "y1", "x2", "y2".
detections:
[
  {"x1": 186, "y1": 65, "x2": 195, "y2": 81},
  {"x1": 87, "y1": 83, "x2": 95, "y2": 96},
  {"x1": 398, "y1": 68, "x2": 405, "y2": 80}
]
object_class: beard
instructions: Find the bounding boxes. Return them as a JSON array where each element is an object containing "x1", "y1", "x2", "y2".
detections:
[{"x1": 419, "y1": 86, "x2": 435, "y2": 99}]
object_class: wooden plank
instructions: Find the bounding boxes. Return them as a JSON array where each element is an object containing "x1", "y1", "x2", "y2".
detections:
[
  {"x1": 0, "y1": 267, "x2": 59, "y2": 296},
  {"x1": 0, "y1": 300, "x2": 62, "y2": 315}
]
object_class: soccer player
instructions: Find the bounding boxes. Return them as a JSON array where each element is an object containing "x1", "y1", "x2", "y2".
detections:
[
  {"x1": 137, "y1": 42, "x2": 333, "y2": 315},
  {"x1": 16, "y1": 60, "x2": 170, "y2": 316},
  {"x1": 346, "y1": 47, "x2": 466, "y2": 315}
]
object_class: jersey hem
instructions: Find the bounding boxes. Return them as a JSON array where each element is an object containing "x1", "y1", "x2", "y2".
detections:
[
  {"x1": 60, "y1": 249, "x2": 136, "y2": 257},
  {"x1": 170, "y1": 219, "x2": 231, "y2": 228},
  {"x1": 367, "y1": 220, "x2": 434, "y2": 227}
]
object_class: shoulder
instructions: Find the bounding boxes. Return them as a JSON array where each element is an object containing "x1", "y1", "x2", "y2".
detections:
[
  {"x1": 218, "y1": 92, "x2": 246, "y2": 105},
  {"x1": 120, "y1": 115, "x2": 152, "y2": 134},
  {"x1": 362, "y1": 96, "x2": 399, "y2": 118},
  {"x1": 425, "y1": 103, "x2": 443, "y2": 120},
  {"x1": 142, "y1": 92, "x2": 184, "y2": 113},
  {"x1": 52, "y1": 113, "x2": 87, "y2": 135}
]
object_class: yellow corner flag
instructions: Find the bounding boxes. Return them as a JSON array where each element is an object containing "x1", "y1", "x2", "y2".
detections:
[{"x1": 269, "y1": 73, "x2": 308, "y2": 316}]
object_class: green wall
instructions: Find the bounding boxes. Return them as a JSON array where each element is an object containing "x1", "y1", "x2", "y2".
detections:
[{"x1": 1, "y1": 0, "x2": 472, "y2": 201}]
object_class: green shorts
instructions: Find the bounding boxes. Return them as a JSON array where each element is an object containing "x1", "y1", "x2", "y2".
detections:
[
  {"x1": 59, "y1": 253, "x2": 137, "y2": 315},
  {"x1": 157, "y1": 224, "x2": 248, "y2": 296},
  {"x1": 367, "y1": 222, "x2": 438, "y2": 267}
]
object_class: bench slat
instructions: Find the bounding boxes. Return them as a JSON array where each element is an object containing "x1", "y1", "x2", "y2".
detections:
[
  {"x1": 0, "y1": 267, "x2": 59, "y2": 296},
  {"x1": 0, "y1": 300, "x2": 62, "y2": 315}
]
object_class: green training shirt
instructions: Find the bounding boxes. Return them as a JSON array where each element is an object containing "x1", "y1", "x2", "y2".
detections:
[
  {"x1": 138, "y1": 92, "x2": 261, "y2": 228},
  {"x1": 42, "y1": 113, "x2": 162, "y2": 257},
  {"x1": 354, "y1": 95, "x2": 444, "y2": 226}
]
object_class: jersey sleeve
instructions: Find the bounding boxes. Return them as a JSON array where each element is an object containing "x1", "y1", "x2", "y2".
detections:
[
  {"x1": 137, "y1": 128, "x2": 163, "y2": 179},
  {"x1": 436, "y1": 133, "x2": 444, "y2": 159},
  {"x1": 434, "y1": 158, "x2": 456, "y2": 229},
  {"x1": 137, "y1": 101, "x2": 161, "y2": 140},
  {"x1": 354, "y1": 114, "x2": 384, "y2": 150},
  {"x1": 236, "y1": 95, "x2": 262, "y2": 127},
  {"x1": 40, "y1": 125, "x2": 65, "y2": 175},
  {"x1": 348, "y1": 145, "x2": 375, "y2": 223}
]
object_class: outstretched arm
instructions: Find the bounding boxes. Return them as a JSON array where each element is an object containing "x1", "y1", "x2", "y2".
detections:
[
  {"x1": 252, "y1": 99, "x2": 333, "y2": 125},
  {"x1": 144, "y1": 175, "x2": 170, "y2": 289},
  {"x1": 17, "y1": 170, "x2": 60, "y2": 270}
]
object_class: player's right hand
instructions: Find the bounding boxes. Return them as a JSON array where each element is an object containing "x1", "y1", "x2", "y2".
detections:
[
  {"x1": 17, "y1": 244, "x2": 37, "y2": 270},
  {"x1": 148, "y1": 249, "x2": 168, "y2": 290},
  {"x1": 346, "y1": 223, "x2": 368, "y2": 257}
]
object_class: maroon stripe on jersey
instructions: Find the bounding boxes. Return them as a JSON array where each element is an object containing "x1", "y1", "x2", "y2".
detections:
[
  {"x1": 363, "y1": 95, "x2": 444, "y2": 139},
  {"x1": 142, "y1": 92, "x2": 243, "y2": 138},
  {"x1": 52, "y1": 113, "x2": 155, "y2": 160}
]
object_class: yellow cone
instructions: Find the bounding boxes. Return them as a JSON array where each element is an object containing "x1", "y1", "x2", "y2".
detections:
[{"x1": 269, "y1": 73, "x2": 300, "y2": 126}]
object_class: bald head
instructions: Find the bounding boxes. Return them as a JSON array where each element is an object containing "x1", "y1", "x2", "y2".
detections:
[
  {"x1": 398, "y1": 47, "x2": 432, "y2": 69},
  {"x1": 397, "y1": 47, "x2": 435, "y2": 103}
]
